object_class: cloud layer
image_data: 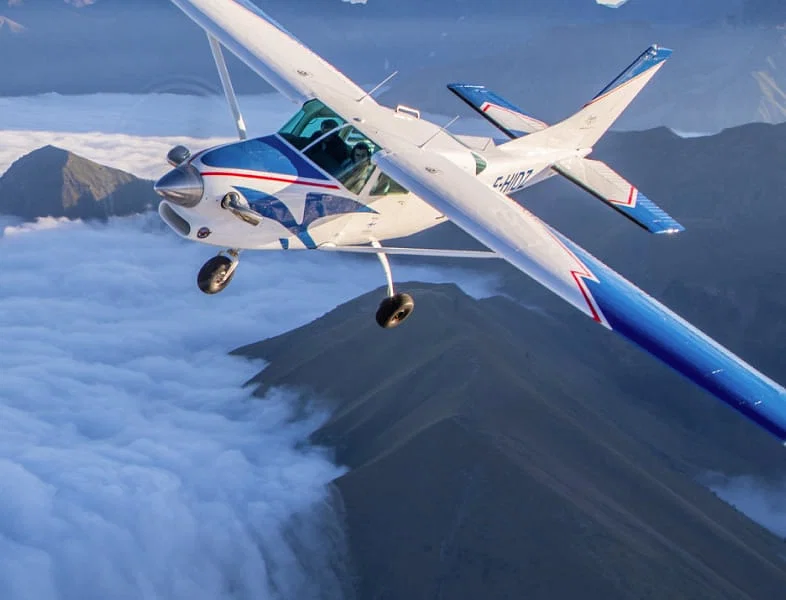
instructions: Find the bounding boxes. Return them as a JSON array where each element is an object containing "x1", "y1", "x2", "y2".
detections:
[{"x1": 0, "y1": 212, "x2": 496, "y2": 600}]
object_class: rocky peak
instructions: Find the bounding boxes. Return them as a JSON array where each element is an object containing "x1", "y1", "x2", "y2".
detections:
[{"x1": 0, "y1": 145, "x2": 159, "y2": 220}]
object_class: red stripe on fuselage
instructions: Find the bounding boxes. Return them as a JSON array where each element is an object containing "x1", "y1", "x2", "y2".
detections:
[{"x1": 202, "y1": 171, "x2": 340, "y2": 190}]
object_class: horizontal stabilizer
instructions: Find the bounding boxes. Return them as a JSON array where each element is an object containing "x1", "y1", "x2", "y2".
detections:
[
  {"x1": 554, "y1": 157, "x2": 684, "y2": 234},
  {"x1": 447, "y1": 83, "x2": 547, "y2": 138}
]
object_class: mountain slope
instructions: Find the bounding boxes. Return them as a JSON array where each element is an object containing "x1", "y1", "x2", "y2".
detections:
[
  {"x1": 0, "y1": 145, "x2": 159, "y2": 219},
  {"x1": 234, "y1": 283, "x2": 786, "y2": 600}
]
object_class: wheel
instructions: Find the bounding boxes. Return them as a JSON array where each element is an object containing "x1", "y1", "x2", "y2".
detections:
[
  {"x1": 375, "y1": 293, "x2": 415, "y2": 329},
  {"x1": 197, "y1": 255, "x2": 235, "y2": 294}
]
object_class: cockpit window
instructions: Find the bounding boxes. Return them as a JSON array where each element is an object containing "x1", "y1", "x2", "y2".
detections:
[
  {"x1": 278, "y1": 99, "x2": 346, "y2": 149},
  {"x1": 278, "y1": 100, "x2": 407, "y2": 195}
]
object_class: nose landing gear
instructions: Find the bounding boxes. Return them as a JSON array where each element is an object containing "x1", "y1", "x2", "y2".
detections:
[
  {"x1": 372, "y1": 241, "x2": 414, "y2": 329},
  {"x1": 197, "y1": 249, "x2": 240, "y2": 294}
]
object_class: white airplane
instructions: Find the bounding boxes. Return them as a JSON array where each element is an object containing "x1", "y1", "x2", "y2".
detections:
[{"x1": 156, "y1": 0, "x2": 786, "y2": 444}]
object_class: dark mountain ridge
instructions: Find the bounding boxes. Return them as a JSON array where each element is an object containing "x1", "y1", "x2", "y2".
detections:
[{"x1": 234, "y1": 283, "x2": 786, "y2": 599}]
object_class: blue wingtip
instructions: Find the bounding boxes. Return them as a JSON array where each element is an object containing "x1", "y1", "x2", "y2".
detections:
[{"x1": 592, "y1": 44, "x2": 673, "y2": 101}]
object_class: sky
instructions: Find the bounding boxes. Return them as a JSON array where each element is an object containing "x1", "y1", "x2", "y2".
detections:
[{"x1": 0, "y1": 94, "x2": 498, "y2": 600}]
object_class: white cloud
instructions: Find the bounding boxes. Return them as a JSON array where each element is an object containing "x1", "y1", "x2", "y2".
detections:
[
  {"x1": 0, "y1": 93, "x2": 499, "y2": 600},
  {"x1": 0, "y1": 93, "x2": 294, "y2": 138},
  {"x1": 596, "y1": 0, "x2": 631, "y2": 7},
  {"x1": 704, "y1": 474, "x2": 786, "y2": 538},
  {"x1": 0, "y1": 211, "x2": 496, "y2": 600}
]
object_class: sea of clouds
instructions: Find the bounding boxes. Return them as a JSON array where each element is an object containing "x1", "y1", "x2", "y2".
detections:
[{"x1": 0, "y1": 93, "x2": 497, "y2": 600}]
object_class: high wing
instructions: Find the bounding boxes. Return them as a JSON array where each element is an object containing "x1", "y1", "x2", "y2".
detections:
[
  {"x1": 374, "y1": 142, "x2": 786, "y2": 443},
  {"x1": 170, "y1": 0, "x2": 368, "y2": 104}
]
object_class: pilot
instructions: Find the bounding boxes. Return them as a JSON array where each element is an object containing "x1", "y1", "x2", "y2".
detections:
[
  {"x1": 306, "y1": 119, "x2": 348, "y2": 174},
  {"x1": 309, "y1": 119, "x2": 339, "y2": 145}
]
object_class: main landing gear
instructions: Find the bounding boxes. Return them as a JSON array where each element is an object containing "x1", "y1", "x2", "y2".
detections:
[
  {"x1": 373, "y1": 242, "x2": 414, "y2": 329},
  {"x1": 197, "y1": 249, "x2": 240, "y2": 294},
  {"x1": 195, "y1": 243, "x2": 414, "y2": 329}
]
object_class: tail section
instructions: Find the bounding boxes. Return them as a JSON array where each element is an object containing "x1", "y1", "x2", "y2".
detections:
[
  {"x1": 453, "y1": 45, "x2": 680, "y2": 233},
  {"x1": 459, "y1": 45, "x2": 671, "y2": 151},
  {"x1": 447, "y1": 84, "x2": 547, "y2": 138},
  {"x1": 517, "y1": 44, "x2": 672, "y2": 151},
  {"x1": 553, "y1": 157, "x2": 684, "y2": 234}
]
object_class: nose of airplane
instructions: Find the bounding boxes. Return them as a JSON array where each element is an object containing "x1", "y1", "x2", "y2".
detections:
[{"x1": 154, "y1": 165, "x2": 204, "y2": 208}]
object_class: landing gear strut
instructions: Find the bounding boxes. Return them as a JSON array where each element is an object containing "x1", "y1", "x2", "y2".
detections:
[
  {"x1": 197, "y1": 249, "x2": 240, "y2": 294},
  {"x1": 373, "y1": 241, "x2": 414, "y2": 328}
]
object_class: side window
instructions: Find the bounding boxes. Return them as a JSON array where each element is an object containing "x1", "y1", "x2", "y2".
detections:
[
  {"x1": 339, "y1": 160, "x2": 376, "y2": 195},
  {"x1": 370, "y1": 172, "x2": 408, "y2": 196}
]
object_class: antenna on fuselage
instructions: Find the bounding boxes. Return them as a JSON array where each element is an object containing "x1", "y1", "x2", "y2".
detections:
[
  {"x1": 356, "y1": 71, "x2": 399, "y2": 103},
  {"x1": 418, "y1": 115, "x2": 460, "y2": 149}
]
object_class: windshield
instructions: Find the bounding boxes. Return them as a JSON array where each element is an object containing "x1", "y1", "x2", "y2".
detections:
[{"x1": 278, "y1": 100, "x2": 407, "y2": 195}]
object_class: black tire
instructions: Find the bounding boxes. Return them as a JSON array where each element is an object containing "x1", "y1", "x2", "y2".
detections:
[
  {"x1": 375, "y1": 293, "x2": 415, "y2": 329},
  {"x1": 197, "y1": 255, "x2": 235, "y2": 294}
]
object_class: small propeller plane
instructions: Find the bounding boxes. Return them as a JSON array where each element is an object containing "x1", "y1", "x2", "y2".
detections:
[{"x1": 155, "y1": 0, "x2": 786, "y2": 444}]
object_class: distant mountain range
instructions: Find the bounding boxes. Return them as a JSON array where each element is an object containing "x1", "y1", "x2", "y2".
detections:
[
  {"x1": 1, "y1": 0, "x2": 785, "y2": 132},
  {"x1": 0, "y1": 14, "x2": 23, "y2": 32},
  {"x1": 0, "y1": 145, "x2": 159, "y2": 219},
  {"x1": 0, "y1": 0, "x2": 769, "y2": 23}
]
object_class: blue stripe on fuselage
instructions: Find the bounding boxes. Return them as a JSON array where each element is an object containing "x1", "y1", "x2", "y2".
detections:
[
  {"x1": 557, "y1": 232, "x2": 786, "y2": 442},
  {"x1": 200, "y1": 135, "x2": 329, "y2": 181},
  {"x1": 235, "y1": 186, "x2": 376, "y2": 249}
]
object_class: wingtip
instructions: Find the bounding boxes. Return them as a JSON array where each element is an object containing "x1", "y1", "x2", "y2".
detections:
[
  {"x1": 648, "y1": 44, "x2": 674, "y2": 62},
  {"x1": 654, "y1": 223, "x2": 685, "y2": 235}
]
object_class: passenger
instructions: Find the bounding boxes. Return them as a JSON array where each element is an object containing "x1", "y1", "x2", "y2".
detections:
[
  {"x1": 339, "y1": 142, "x2": 375, "y2": 194},
  {"x1": 350, "y1": 142, "x2": 371, "y2": 164}
]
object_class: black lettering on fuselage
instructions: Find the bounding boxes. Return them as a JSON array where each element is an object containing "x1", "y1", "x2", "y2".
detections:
[{"x1": 492, "y1": 169, "x2": 534, "y2": 194}]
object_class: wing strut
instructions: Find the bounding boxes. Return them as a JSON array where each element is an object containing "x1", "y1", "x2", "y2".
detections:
[
  {"x1": 317, "y1": 244, "x2": 498, "y2": 259},
  {"x1": 207, "y1": 33, "x2": 247, "y2": 140}
]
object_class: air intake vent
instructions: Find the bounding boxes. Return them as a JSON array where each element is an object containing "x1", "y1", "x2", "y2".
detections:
[{"x1": 159, "y1": 202, "x2": 191, "y2": 237}]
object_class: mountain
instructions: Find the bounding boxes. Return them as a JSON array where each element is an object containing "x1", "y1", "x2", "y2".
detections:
[
  {"x1": 0, "y1": 145, "x2": 159, "y2": 219},
  {"x1": 0, "y1": 15, "x2": 23, "y2": 32},
  {"x1": 233, "y1": 282, "x2": 786, "y2": 599},
  {"x1": 0, "y1": 0, "x2": 783, "y2": 131},
  {"x1": 0, "y1": 0, "x2": 747, "y2": 21}
]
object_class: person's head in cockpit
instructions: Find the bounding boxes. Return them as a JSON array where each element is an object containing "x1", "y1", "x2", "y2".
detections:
[
  {"x1": 320, "y1": 119, "x2": 338, "y2": 135},
  {"x1": 350, "y1": 142, "x2": 371, "y2": 163}
]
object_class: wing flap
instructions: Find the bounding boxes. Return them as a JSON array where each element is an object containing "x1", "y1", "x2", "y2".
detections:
[
  {"x1": 170, "y1": 0, "x2": 367, "y2": 104},
  {"x1": 373, "y1": 145, "x2": 786, "y2": 442}
]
